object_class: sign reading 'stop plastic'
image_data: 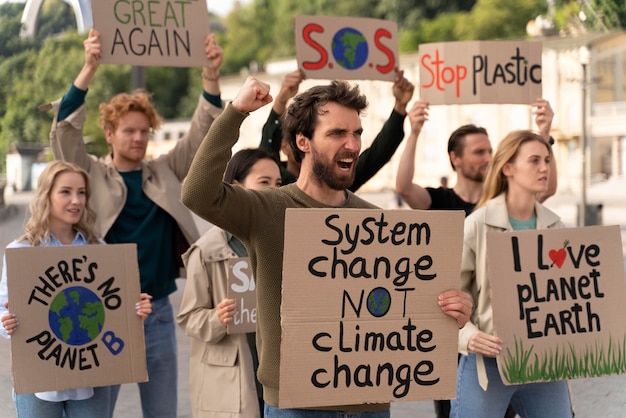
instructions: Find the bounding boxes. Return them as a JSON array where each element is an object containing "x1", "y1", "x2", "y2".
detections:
[{"x1": 419, "y1": 41, "x2": 542, "y2": 105}]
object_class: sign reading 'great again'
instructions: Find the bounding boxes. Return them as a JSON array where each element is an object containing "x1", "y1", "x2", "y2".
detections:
[
  {"x1": 6, "y1": 244, "x2": 147, "y2": 394},
  {"x1": 91, "y1": 0, "x2": 210, "y2": 67}
]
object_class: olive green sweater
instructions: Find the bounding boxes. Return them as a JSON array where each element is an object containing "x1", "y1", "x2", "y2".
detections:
[{"x1": 182, "y1": 104, "x2": 388, "y2": 412}]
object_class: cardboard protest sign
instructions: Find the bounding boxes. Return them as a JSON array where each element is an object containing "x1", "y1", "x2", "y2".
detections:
[
  {"x1": 6, "y1": 244, "x2": 147, "y2": 394},
  {"x1": 279, "y1": 208, "x2": 464, "y2": 408},
  {"x1": 488, "y1": 225, "x2": 626, "y2": 385},
  {"x1": 226, "y1": 257, "x2": 256, "y2": 334},
  {"x1": 91, "y1": 0, "x2": 210, "y2": 67},
  {"x1": 295, "y1": 15, "x2": 399, "y2": 81},
  {"x1": 418, "y1": 41, "x2": 542, "y2": 105}
]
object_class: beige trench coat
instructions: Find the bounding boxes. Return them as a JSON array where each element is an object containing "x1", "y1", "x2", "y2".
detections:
[
  {"x1": 459, "y1": 193, "x2": 564, "y2": 389},
  {"x1": 177, "y1": 228, "x2": 260, "y2": 418}
]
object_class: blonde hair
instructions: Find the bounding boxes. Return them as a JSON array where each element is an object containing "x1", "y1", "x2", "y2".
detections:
[
  {"x1": 476, "y1": 130, "x2": 553, "y2": 209},
  {"x1": 18, "y1": 161, "x2": 100, "y2": 246}
]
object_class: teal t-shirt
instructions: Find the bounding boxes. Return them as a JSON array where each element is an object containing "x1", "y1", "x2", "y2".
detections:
[
  {"x1": 105, "y1": 170, "x2": 178, "y2": 300},
  {"x1": 509, "y1": 215, "x2": 537, "y2": 231}
]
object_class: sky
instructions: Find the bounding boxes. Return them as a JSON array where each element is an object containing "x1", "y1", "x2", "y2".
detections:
[
  {"x1": 0, "y1": 0, "x2": 252, "y2": 17},
  {"x1": 207, "y1": 0, "x2": 251, "y2": 17}
]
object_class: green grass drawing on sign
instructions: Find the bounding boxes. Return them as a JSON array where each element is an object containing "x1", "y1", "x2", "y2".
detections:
[{"x1": 502, "y1": 335, "x2": 626, "y2": 383}]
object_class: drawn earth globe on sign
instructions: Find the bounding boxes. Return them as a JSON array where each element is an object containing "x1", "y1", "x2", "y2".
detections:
[
  {"x1": 367, "y1": 287, "x2": 391, "y2": 317},
  {"x1": 48, "y1": 286, "x2": 105, "y2": 346},
  {"x1": 331, "y1": 27, "x2": 368, "y2": 70}
]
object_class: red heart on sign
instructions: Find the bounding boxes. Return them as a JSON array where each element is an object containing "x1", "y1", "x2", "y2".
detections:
[{"x1": 549, "y1": 248, "x2": 566, "y2": 268}]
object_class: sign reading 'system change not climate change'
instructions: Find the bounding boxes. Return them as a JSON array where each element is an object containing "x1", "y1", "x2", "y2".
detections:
[
  {"x1": 279, "y1": 209, "x2": 464, "y2": 408},
  {"x1": 295, "y1": 16, "x2": 399, "y2": 82},
  {"x1": 418, "y1": 40, "x2": 542, "y2": 105},
  {"x1": 488, "y1": 226, "x2": 626, "y2": 386},
  {"x1": 91, "y1": 0, "x2": 211, "y2": 67},
  {"x1": 6, "y1": 244, "x2": 147, "y2": 394}
]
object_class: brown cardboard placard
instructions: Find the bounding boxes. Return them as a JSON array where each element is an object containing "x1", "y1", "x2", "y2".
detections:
[
  {"x1": 226, "y1": 257, "x2": 257, "y2": 334},
  {"x1": 488, "y1": 225, "x2": 626, "y2": 385},
  {"x1": 91, "y1": 0, "x2": 211, "y2": 67},
  {"x1": 279, "y1": 208, "x2": 464, "y2": 408},
  {"x1": 6, "y1": 244, "x2": 147, "y2": 394},
  {"x1": 294, "y1": 15, "x2": 399, "y2": 81},
  {"x1": 418, "y1": 40, "x2": 542, "y2": 105}
]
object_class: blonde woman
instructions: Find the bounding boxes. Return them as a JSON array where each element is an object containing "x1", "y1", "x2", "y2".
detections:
[
  {"x1": 451, "y1": 130, "x2": 572, "y2": 418},
  {"x1": 0, "y1": 161, "x2": 152, "y2": 418}
]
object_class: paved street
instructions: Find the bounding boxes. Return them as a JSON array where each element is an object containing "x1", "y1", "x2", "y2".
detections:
[{"x1": 1, "y1": 187, "x2": 626, "y2": 417}]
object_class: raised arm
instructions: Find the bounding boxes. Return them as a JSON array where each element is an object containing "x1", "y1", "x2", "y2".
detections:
[
  {"x1": 182, "y1": 76, "x2": 272, "y2": 236},
  {"x1": 259, "y1": 69, "x2": 304, "y2": 156},
  {"x1": 350, "y1": 70, "x2": 414, "y2": 191},
  {"x1": 50, "y1": 29, "x2": 103, "y2": 168},
  {"x1": 74, "y1": 28, "x2": 101, "y2": 91},
  {"x1": 533, "y1": 98, "x2": 557, "y2": 202},
  {"x1": 395, "y1": 100, "x2": 433, "y2": 209},
  {"x1": 201, "y1": 33, "x2": 222, "y2": 97},
  {"x1": 166, "y1": 33, "x2": 225, "y2": 179}
]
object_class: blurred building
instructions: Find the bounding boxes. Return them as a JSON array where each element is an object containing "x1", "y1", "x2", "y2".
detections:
[{"x1": 148, "y1": 31, "x2": 626, "y2": 197}]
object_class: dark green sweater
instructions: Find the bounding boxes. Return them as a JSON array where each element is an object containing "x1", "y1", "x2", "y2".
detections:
[{"x1": 182, "y1": 104, "x2": 387, "y2": 412}]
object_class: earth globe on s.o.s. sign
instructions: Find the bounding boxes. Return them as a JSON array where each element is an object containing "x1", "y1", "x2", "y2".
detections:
[
  {"x1": 331, "y1": 27, "x2": 369, "y2": 70},
  {"x1": 48, "y1": 286, "x2": 105, "y2": 346}
]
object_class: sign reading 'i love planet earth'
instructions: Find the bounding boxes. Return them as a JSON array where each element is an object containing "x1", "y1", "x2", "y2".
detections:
[{"x1": 487, "y1": 225, "x2": 626, "y2": 385}]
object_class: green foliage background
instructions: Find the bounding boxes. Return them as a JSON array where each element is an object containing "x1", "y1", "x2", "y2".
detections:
[{"x1": 0, "y1": 0, "x2": 624, "y2": 173}]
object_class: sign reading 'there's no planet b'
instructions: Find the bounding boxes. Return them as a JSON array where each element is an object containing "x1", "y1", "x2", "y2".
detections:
[{"x1": 6, "y1": 244, "x2": 147, "y2": 394}]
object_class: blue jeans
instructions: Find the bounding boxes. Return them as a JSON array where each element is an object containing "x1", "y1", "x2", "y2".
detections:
[
  {"x1": 264, "y1": 403, "x2": 390, "y2": 418},
  {"x1": 451, "y1": 353, "x2": 572, "y2": 418},
  {"x1": 137, "y1": 296, "x2": 177, "y2": 418},
  {"x1": 14, "y1": 386, "x2": 113, "y2": 418}
]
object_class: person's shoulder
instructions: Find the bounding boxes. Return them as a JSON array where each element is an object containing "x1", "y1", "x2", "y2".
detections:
[
  {"x1": 428, "y1": 186, "x2": 454, "y2": 199},
  {"x1": 465, "y1": 205, "x2": 485, "y2": 222},
  {"x1": 184, "y1": 227, "x2": 231, "y2": 261},
  {"x1": 6, "y1": 239, "x2": 31, "y2": 250},
  {"x1": 347, "y1": 193, "x2": 378, "y2": 209},
  {"x1": 536, "y1": 202, "x2": 562, "y2": 227}
]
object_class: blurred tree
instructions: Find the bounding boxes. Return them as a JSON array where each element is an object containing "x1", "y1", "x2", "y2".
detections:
[
  {"x1": 35, "y1": 0, "x2": 76, "y2": 41},
  {"x1": 456, "y1": 0, "x2": 545, "y2": 40},
  {"x1": 2, "y1": 0, "x2": 624, "y2": 174}
]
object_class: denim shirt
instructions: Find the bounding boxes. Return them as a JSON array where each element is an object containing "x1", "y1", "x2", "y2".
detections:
[{"x1": 0, "y1": 232, "x2": 96, "y2": 402}]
